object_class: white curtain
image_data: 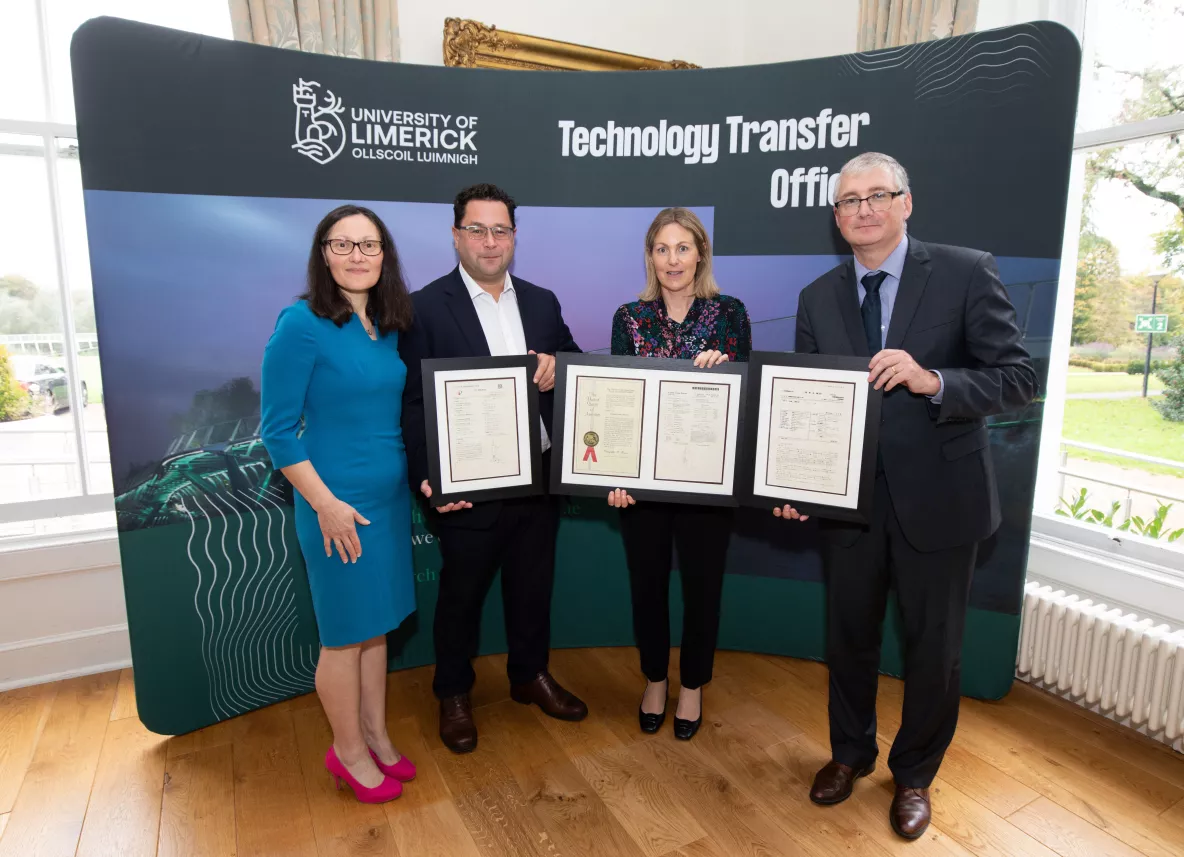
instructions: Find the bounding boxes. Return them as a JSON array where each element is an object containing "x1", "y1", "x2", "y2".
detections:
[
  {"x1": 858, "y1": 0, "x2": 980, "y2": 51},
  {"x1": 228, "y1": 0, "x2": 400, "y2": 61}
]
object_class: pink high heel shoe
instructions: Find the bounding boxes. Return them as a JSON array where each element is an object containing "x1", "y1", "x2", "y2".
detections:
[
  {"x1": 325, "y1": 746, "x2": 402, "y2": 803},
  {"x1": 369, "y1": 748, "x2": 417, "y2": 782}
]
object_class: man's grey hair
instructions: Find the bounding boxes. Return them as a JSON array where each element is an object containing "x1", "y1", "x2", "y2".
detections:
[{"x1": 838, "y1": 152, "x2": 910, "y2": 194}]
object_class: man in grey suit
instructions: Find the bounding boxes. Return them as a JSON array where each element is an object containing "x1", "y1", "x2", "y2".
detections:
[{"x1": 776, "y1": 152, "x2": 1037, "y2": 839}]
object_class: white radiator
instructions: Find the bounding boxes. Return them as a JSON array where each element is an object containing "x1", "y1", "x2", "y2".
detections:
[{"x1": 1016, "y1": 581, "x2": 1184, "y2": 751}]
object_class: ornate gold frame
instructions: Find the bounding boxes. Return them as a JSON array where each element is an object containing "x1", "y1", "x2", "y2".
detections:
[{"x1": 442, "y1": 18, "x2": 699, "y2": 71}]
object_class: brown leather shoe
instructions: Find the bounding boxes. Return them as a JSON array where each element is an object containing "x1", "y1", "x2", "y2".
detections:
[
  {"x1": 809, "y1": 760, "x2": 875, "y2": 805},
  {"x1": 439, "y1": 693, "x2": 477, "y2": 754},
  {"x1": 510, "y1": 671, "x2": 588, "y2": 721},
  {"x1": 890, "y1": 785, "x2": 932, "y2": 840}
]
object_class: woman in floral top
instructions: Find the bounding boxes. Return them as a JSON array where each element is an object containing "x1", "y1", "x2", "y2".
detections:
[{"x1": 607, "y1": 207, "x2": 751, "y2": 741}]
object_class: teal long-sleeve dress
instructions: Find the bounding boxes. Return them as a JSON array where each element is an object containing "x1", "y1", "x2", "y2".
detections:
[{"x1": 260, "y1": 300, "x2": 415, "y2": 647}]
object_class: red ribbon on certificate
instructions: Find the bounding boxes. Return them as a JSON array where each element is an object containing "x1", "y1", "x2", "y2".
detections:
[{"x1": 582, "y1": 431, "x2": 599, "y2": 463}]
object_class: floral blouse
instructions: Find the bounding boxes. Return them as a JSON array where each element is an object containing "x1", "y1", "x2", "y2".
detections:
[{"x1": 610, "y1": 295, "x2": 752, "y2": 362}]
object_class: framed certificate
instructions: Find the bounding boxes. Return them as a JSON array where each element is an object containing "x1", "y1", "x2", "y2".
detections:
[
  {"x1": 551, "y1": 353, "x2": 747, "y2": 506},
  {"x1": 737, "y1": 352, "x2": 882, "y2": 523},
  {"x1": 421, "y1": 355, "x2": 544, "y2": 507}
]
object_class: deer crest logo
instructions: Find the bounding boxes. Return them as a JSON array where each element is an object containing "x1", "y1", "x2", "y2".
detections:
[{"x1": 292, "y1": 79, "x2": 346, "y2": 165}]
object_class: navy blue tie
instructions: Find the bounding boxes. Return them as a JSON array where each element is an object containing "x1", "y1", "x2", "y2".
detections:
[{"x1": 861, "y1": 271, "x2": 887, "y2": 356}]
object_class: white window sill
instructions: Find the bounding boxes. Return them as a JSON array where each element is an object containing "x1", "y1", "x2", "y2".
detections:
[{"x1": 1028, "y1": 514, "x2": 1184, "y2": 628}]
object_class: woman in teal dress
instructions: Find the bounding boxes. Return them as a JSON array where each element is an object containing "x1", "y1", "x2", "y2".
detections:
[{"x1": 261, "y1": 205, "x2": 416, "y2": 804}]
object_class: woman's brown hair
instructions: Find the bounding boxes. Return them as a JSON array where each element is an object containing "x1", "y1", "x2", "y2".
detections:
[{"x1": 302, "y1": 205, "x2": 413, "y2": 334}]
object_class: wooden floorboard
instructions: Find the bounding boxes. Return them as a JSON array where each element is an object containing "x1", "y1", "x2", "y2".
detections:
[
  {"x1": 0, "y1": 672, "x2": 117, "y2": 857},
  {"x1": 0, "y1": 682, "x2": 55, "y2": 814},
  {"x1": 0, "y1": 649, "x2": 1182, "y2": 857},
  {"x1": 156, "y1": 743, "x2": 237, "y2": 857},
  {"x1": 110, "y1": 669, "x2": 139, "y2": 722},
  {"x1": 75, "y1": 717, "x2": 168, "y2": 857},
  {"x1": 1009, "y1": 797, "x2": 1148, "y2": 857}
]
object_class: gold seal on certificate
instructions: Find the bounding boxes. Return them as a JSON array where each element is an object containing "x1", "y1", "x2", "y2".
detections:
[
  {"x1": 552, "y1": 354, "x2": 747, "y2": 505},
  {"x1": 421, "y1": 355, "x2": 546, "y2": 506}
]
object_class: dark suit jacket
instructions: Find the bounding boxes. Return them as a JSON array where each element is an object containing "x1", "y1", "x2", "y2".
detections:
[
  {"x1": 399, "y1": 266, "x2": 580, "y2": 529},
  {"x1": 794, "y1": 237, "x2": 1037, "y2": 553}
]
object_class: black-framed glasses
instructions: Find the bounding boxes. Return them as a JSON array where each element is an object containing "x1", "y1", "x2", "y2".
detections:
[
  {"x1": 834, "y1": 190, "x2": 906, "y2": 217},
  {"x1": 323, "y1": 238, "x2": 383, "y2": 256},
  {"x1": 457, "y1": 224, "x2": 515, "y2": 242}
]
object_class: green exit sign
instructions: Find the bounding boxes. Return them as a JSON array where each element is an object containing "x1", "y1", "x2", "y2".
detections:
[{"x1": 1135, "y1": 314, "x2": 1168, "y2": 333}]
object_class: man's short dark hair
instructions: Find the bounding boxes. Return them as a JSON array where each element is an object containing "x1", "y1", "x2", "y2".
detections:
[{"x1": 453, "y1": 183, "x2": 517, "y2": 228}]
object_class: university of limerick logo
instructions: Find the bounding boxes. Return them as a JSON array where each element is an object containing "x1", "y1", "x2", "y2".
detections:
[{"x1": 292, "y1": 79, "x2": 345, "y2": 165}]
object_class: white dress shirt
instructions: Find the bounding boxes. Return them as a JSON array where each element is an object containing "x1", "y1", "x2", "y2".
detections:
[{"x1": 458, "y1": 264, "x2": 550, "y2": 451}]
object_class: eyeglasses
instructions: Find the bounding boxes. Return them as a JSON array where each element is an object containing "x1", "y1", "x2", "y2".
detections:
[
  {"x1": 323, "y1": 238, "x2": 383, "y2": 256},
  {"x1": 833, "y1": 190, "x2": 907, "y2": 217},
  {"x1": 458, "y1": 225, "x2": 515, "y2": 242}
]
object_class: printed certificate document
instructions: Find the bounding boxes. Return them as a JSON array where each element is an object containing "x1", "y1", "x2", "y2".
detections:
[
  {"x1": 571, "y1": 376, "x2": 645, "y2": 478},
  {"x1": 742, "y1": 352, "x2": 881, "y2": 523},
  {"x1": 422, "y1": 356, "x2": 543, "y2": 506},
  {"x1": 766, "y1": 377, "x2": 855, "y2": 495},
  {"x1": 444, "y1": 377, "x2": 521, "y2": 483},
  {"x1": 551, "y1": 354, "x2": 746, "y2": 506},
  {"x1": 653, "y1": 380, "x2": 731, "y2": 485}
]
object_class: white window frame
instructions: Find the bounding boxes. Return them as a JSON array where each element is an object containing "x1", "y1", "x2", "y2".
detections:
[
  {"x1": 1029, "y1": 0, "x2": 1184, "y2": 606},
  {"x1": 0, "y1": 0, "x2": 113, "y2": 540}
]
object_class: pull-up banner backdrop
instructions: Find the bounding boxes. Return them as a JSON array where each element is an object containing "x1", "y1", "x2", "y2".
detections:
[{"x1": 73, "y1": 17, "x2": 1079, "y2": 735}]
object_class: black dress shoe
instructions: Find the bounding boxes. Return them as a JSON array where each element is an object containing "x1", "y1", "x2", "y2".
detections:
[
  {"x1": 673, "y1": 713, "x2": 702, "y2": 740},
  {"x1": 639, "y1": 703, "x2": 667, "y2": 734}
]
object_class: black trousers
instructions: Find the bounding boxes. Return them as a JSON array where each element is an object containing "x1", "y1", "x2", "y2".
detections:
[
  {"x1": 619, "y1": 502, "x2": 733, "y2": 690},
  {"x1": 823, "y1": 474, "x2": 976, "y2": 788},
  {"x1": 431, "y1": 495, "x2": 560, "y2": 699}
]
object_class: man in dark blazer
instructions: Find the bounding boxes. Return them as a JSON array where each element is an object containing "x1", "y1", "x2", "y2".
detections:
[
  {"x1": 776, "y1": 153, "x2": 1037, "y2": 839},
  {"x1": 399, "y1": 183, "x2": 587, "y2": 753}
]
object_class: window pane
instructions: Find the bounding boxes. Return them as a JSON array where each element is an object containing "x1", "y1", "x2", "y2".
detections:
[
  {"x1": 0, "y1": 0, "x2": 45, "y2": 121},
  {"x1": 57, "y1": 140, "x2": 110, "y2": 494},
  {"x1": 1057, "y1": 134, "x2": 1184, "y2": 548},
  {"x1": 47, "y1": 0, "x2": 234, "y2": 123},
  {"x1": 0, "y1": 138, "x2": 82, "y2": 505},
  {"x1": 1078, "y1": 0, "x2": 1184, "y2": 132}
]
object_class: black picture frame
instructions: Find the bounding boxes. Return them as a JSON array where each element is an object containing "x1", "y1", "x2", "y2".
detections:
[
  {"x1": 422, "y1": 355, "x2": 544, "y2": 507},
  {"x1": 550, "y1": 353, "x2": 748, "y2": 507},
  {"x1": 736, "y1": 351, "x2": 882, "y2": 523}
]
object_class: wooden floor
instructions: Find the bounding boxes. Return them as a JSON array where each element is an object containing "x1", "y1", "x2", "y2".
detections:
[{"x1": 2, "y1": 649, "x2": 1184, "y2": 857}]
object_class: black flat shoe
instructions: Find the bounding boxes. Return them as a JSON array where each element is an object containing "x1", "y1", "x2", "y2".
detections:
[
  {"x1": 639, "y1": 680, "x2": 668, "y2": 734},
  {"x1": 673, "y1": 713, "x2": 702, "y2": 740},
  {"x1": 638, "y1": 703, "x2": 667, "y2": 734}
]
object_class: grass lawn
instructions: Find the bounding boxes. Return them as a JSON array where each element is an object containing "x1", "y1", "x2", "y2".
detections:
[
  {"x1": 1062, "y1": 397, "x2": 1184, "y2": 476},
  {"x1": 1065, "y1": 371, "x2": 1164, "y2": 395}
]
